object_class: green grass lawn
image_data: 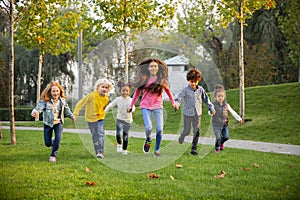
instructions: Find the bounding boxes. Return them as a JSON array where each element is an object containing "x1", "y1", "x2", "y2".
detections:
[
  {"x1": 0, "y1": 129, "x2": 299, "y2": 199},
  {"x1": 1, "y1": 83, "x2": 300, "y2": 199}
]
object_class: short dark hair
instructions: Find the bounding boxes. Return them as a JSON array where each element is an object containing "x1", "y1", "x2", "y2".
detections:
[{"x1": 186, "y1": 68, "x2": 202, "y2": 82}]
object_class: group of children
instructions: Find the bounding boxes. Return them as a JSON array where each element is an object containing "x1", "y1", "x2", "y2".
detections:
[{"x1": 31, "y1": 58, "x2": 242, "y2": 163}]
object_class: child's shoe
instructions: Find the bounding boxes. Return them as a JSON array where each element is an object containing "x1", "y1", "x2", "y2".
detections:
[
  {"x1": 190, "y1": 150, "x2": 198, "y2": 156},
  {"x1": 49, "y1": 156, "x2": 56, "y2": 163},
  {"x1": 178, "y1": 135, "x2": 185, "y2": 144},
  {"x1": 96, "y1": 152, "x2": 104, "y2": 158},
  {"x1": 143, "y1": 140, "x2": 151, "y2": 153},
  {"x1": 215, "y1": 149, "x2": 220, "y2": 154},
  {"x1": 153, "y1": 151, "x2": 161, "y2": 157},
  {"x1": 220, "y1": 143, "x2": 224, "y2": 151},
  {"x1": 122, "y1": 150, "x2": 128, "y2": 155},
  {"x1": 117, "y1": 144, "x2": 122, "y2": 153}
]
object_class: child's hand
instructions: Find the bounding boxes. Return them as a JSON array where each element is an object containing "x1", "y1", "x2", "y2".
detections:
[
  {"x1": 71, "y1": 116, "x2": 76, "y2": 123},
  {"x1": 239, "y1": 120, "x2": 243, "y2": 124},
  {"x1": 127, "y1": 108, "x2": 132, "y2": 113},
  {"x1": 173, "y1": 104, "x2": 179, "y2": 111},
  {"x1": 32, "y1": 111, "x2": 39, "y2": 118}
]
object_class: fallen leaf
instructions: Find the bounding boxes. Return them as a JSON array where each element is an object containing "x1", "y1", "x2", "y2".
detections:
[
  {"x1": 148, "y1": 173, "x2": 160, "y2": 178},
  {"x1": 214, "y1": 170, "x2": 226, "y2": 179},
  {"x1": 170, "y1": 175, "x2": 175, "y2": 180},
  {"x1": 241, "y1": 167, "x2": 250, "y2": 171},
  {"x1": 85, "y1": 167, "x2": 91, "y2": 173},
  {"x1": 85, "y1": 181, "x2": 96, "y2": 186},
  {"x1": 176, "y1": 163, "x2": 182, "y2": 168},
  {"x1": 254, "y1": 163, "x2": 259, "y2": 168}
]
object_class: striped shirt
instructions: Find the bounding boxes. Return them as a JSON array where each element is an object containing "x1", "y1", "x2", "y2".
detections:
[{"x1": 175, "y1": 85, "x2": 214, "y2": 116}]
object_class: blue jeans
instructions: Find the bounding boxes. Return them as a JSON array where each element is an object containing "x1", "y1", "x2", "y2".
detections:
[
  {"x1": 213, "y1": 125, "x2": 229, "y2": 150},
  {"x1": 44, "y1": 123, "x2": 63, "y2": 157},
  {"x1": 116, "y1": 119, "x2": 131, "y2": 150},
  {"x1": 88, "y1": 120, "x2": 105, "y2": 154},
  {"x1": 142, "y1": 108, "x2": 163, "y2": 152}
]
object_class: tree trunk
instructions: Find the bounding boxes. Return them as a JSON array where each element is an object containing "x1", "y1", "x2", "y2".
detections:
[
  {"x1": 239, "y1": 0, "x2": 245, "y2": 120},
  {"x1": 0, "y1": 121, "x2": 3, "y2": 139},
  {"x1": 78, "y1": 29, "x2": 83, "y2": 100},
  {"x1": 36, "y1": 53, "x2": 43, "y2": 105},
  {"x1": 9, "y1": 0, "x2": 16, "y2": 145},
  {"x1": 124, "y1": 38, "x2": 129, "y2": 83}
]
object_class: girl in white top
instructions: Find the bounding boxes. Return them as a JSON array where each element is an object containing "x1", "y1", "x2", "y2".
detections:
[{"x1": 105, "y1": 81, "x2": 135, "y2": 155}]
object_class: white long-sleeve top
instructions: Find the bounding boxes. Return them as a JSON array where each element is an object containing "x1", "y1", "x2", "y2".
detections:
[{"x1": 104, "y1": 96, "x2": 135, "y2": 123}]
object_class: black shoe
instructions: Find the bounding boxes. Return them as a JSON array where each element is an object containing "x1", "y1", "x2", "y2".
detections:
[
  {"x1": 190, "y1": 150, "x2": 198, "y2": 156},
  {"x1": 143, "y1": 140, "x2": 151, "y2": 153},
  {"x1": 178, "y1": 135, "x2": 185, "y2": 144}
]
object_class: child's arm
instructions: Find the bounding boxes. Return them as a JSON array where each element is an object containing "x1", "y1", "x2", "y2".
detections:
[
  {"x1": 73, "y1": 93, "x2": 91, "y2": 118},
  {"x1": 228, "y1": 104, "x2": 242, "y2": 123},
  {"x1": 164, "y1": 84, "x2": 176, "y2": 108},
  {"x1": 104, "y1": 98, "x2": 118, "y2": 113},
  {"x1": 128, "y1": 89, "x2": 140, "y2": 111},
  {"x1": 201, "y1": 88, "x2": 215, "y2": 114},
  {"x1": 31, "y1": 100, "x2": 46, "y2": 118}
]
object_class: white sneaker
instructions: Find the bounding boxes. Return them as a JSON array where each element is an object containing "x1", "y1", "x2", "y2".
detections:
[
  {"x1": 49, "y1": 156, "x2": 56, "y2": 163},
  {"x1": 122, "y1": 150, "x2": 128, "y2": 155},
  {"x1": 117, "y1": 144, "x2": 122, "y2": 153},
  {"x1": 96, "y1": 152, "x2": 104, "y2": 158}
]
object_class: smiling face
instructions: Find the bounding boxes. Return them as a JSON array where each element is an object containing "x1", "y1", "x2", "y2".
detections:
[
  {"x1": 97, "y1": 83, "x2": 110, "y2": 96},
  {"x1": 50, "y1": 86, "x2": 60, "y2": 101},
  {"x1": 188, "y1": 80, "x2": 199, "y2": 90},
  {"x1": 148, "y1": 61, "x2": 159, "y2": 77},
  {"x1": 120, "y1": 86, "x2": 130, "y2": 98}
]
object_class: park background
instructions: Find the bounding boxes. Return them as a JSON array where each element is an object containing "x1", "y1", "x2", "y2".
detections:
[{"x1": 0, "y1": 0, "x2": 299, "y2": 199}]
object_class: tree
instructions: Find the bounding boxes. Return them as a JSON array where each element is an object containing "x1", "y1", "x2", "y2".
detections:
[
  {"x1": 216, "y1": 0, "x2": 276, "y2": 120},
  {"x1": 93, "y1": 0, "x2": 176, "y2": 82},
  {"x1": 277, "y1": 0, "x2": 300, "y2": 82},
  {"x1": 1, "y1": 0, "x2": 16, "y2": 144},
  {"x1": 15, "y1": 0, "x2": 88, "y2": 104}
]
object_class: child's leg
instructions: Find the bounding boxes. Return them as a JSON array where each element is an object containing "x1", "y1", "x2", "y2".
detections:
[
  {"x1": 191, "y1": 115, "x2": 201, "y2": 151},
  {"x1": 179, "y1": 115, "x2": 192, "y2": 144},
  {"x1": 213, "y1": 127, "x2": 222, "y2": 150},
  {"x1": 122, "y1": 122, "x2": 131, "y2": 150},
  {"x1": 88, "y1": 120, "x2": 104, "y2": 154},
  {"x1": 220, "y1": 125, "x2": 229, "y2": 150},
  {"x1": 141, "y1": 108, "x2": 153, "y2": 141},
  {"x1": 116, "y1": 119, "x2": 122, "y2": 145},
  {"x1": 52, "y1": 123, "x2": 63, "y2": 156},
  {"x1": 43, "y1": 124, "x2": 53, "y2": 147},
  {"x1": 154, "y1": 108, "x2": 163, "y2": 152}
]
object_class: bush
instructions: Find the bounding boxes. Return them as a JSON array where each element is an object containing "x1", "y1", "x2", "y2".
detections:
[{"x1": 0, "y1": 107, "x2": 34, "y2": 121}]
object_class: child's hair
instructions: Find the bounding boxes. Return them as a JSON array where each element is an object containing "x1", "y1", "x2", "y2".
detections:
[
  {"x1": 41, "y1": 81, "x2": 66, "y2": 102},
  {"x1": 214, "y1": 84, "x2": 225, "y2": 97},
  {"x1": 133, "y1": 58, "x2": 168, "y2": 94},
  {"x1": 94, "y1": 78, "x2": 113, "y2": 91},
  {"x1": 117, "y1": 80, "x2": 132, "y2": 93},
  {"x1": 186, "y1": 68, "x2": 202, "y2": 82}
]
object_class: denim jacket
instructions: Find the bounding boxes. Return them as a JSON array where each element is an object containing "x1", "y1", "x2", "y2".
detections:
[{"x1": 31, "y1": 97, "x2": 73, "y2": 127}]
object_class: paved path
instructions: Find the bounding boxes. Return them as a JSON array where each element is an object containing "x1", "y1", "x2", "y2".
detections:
[{"x1": 2, "y1": 126, "x2": 300, "y2": 156}]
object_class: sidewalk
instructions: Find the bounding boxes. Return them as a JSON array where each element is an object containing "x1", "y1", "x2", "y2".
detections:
[{"x1": 2, "y1": 126, "x2": 300, "y2": 156}]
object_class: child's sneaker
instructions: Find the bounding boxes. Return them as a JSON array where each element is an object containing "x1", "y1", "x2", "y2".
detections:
[
  {"x1": 96, "y1": 152, "x2": 104, "y2": 158},
  {"x1": 178, "y1": 135, "x2": 185, "y2": 144},
  {"x1": 215, "y1": 149, "x2": 220, "y2": 154},
  {"x1": 153, "y1": 151, "x2": 161, "y2": 157},
  {"x1": 49, "y1": 156, "x2": 56, "y2": 163},
  {"x1": 122, "y1": 150, "x2": 128, "y2": 155},
  {"x1": 117, "y1": 144, "x2": 122, "y2": 153},
  {"x1": 190, "y1": 150, "x2": 198, "y2": 156},
  {"x1": 143, "y1": 140, "x2": 151, "y2": 153},
  {"x1": 220, "y1": 143, "x2": 224, "y2": 151}
]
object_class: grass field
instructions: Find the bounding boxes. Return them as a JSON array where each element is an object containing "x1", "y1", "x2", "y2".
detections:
[{"x1": 1, "y1": 82, "x2": 300, "y2": 199}]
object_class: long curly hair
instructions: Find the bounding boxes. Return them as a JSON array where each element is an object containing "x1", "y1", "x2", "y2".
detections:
[
  {"x1": 133, "y1": 58, "x2": 168, "y2": 94},
  {"x1": 40, "y1": 81, "x2": 66, "y2": 102}
]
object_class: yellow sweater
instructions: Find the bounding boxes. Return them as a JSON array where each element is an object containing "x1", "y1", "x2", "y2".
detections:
[{"x1": 74, "y1": 91, "x2": 109, "y2": 122}]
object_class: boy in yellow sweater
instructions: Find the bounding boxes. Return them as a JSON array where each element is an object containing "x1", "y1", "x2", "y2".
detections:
[{"x1": 73, "y1": 78, "x2": 113, "y2": 158}]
